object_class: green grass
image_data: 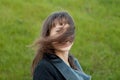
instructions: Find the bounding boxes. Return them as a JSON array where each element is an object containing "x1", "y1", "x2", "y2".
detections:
[{"x1": 0, "y1": 0, "x2": 120, "y2": 80}]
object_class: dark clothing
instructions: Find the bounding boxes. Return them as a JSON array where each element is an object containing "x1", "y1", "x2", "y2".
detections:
[
  {"x1": 33, "y1": 53, "x2": 91, "y2": 80},
  {"x1": 33, "y1": 54, "x2": 66, "y2": 80}
]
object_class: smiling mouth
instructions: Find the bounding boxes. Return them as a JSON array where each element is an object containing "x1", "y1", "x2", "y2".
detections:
[
  {"x1": 59, "y1": 41, "x2": 72, "y2": 47},
  {"x1": 52, "y1": 40, "x2": 73, "y2": 47}
]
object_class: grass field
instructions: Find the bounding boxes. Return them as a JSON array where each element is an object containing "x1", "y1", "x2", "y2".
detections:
[{"x1": 0, "y1": 0, "x2": 120, "y2": 80}]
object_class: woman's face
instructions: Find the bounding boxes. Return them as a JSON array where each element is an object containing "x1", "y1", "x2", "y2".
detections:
[{"x1": 50, "y1": 19, "x2": 73, "y2": 52}]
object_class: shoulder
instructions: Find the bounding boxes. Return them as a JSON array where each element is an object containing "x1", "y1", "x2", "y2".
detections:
[
  {"x1": 37, "y1": 59, "x2": 51, "y2": 68},
  {"x1": 34, "y1": 58, "x2": 54, "y2": 75},
  {"x1": 33, "y1": 59, "x2": 55, "y2": 80},
  {"x1": 33, "y1": 58, "x2": 65, "y2": 80}
]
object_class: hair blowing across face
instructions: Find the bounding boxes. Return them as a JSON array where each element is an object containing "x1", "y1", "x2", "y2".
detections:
[{"x1": 31, "y1": 11, "x2": 78, "y2": 75}]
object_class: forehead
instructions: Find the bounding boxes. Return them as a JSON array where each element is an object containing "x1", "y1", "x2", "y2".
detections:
[{"x1": 53, "y1": 17, "x2": 68, "y2": 25}]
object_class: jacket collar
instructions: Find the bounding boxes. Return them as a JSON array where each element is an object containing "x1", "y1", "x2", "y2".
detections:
[
  {"x1": 44, "y1": 53, "x2": 84, "y2": 80},
  {"x1": 44, "y1": 53, "x2": 91, "y2": 80}
]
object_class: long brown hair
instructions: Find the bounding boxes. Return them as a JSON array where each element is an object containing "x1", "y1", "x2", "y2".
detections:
[{"x1": 31, "y1": 11, "x2": 77, "y2": 75}]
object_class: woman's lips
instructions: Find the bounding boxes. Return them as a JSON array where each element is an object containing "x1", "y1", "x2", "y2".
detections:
[
  {"x1": 59, "y1": 41, "x2": 72, "y2": 47},
  {"x1": 52, "y1": 41, "x2": 72, "y2": 48}
]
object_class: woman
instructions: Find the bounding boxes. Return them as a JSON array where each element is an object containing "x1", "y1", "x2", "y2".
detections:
[{"x1": 32, "y1": 11, "x2": 91, "y2": 80}]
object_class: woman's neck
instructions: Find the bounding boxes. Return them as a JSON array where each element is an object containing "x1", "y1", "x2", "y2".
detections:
[{"x1": 55, "y1": 50, "x2": 70, "y2": 66}]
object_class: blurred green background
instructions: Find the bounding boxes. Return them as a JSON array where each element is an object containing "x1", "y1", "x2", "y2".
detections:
[{"x1": 0, "y1": 0, "x2": 120, "y2": 80}]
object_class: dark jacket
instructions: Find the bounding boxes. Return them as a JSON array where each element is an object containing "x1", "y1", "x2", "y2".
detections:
[
  {"x1": 33, "y1": 54, "x2": 66, "y2": 80},
  {"x1": 33, "y1": 53, "x2": 91, "y2": 80}
]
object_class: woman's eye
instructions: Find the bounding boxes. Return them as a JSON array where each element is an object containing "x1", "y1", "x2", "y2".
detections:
[{"x1": 59, "y1": 23, "x2": 64, "y2": 26}]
